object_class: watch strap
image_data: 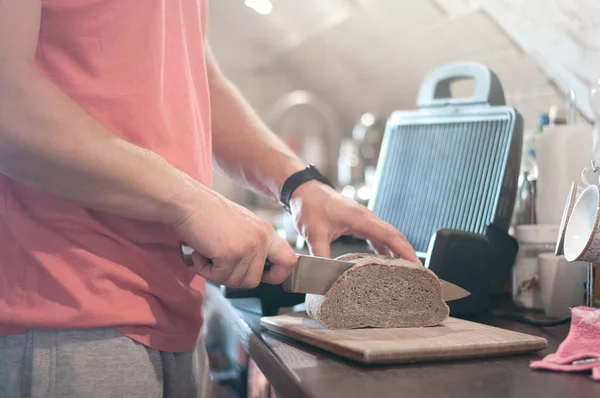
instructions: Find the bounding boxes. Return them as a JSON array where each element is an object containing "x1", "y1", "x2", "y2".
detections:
[{"x1": 279, "y1": 165, "x2": 333, "y2": 212}]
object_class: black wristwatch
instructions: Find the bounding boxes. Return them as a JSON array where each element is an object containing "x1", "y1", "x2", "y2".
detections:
[{"x1": 279, "y1": 164, "x2": 334, "y2": 212}]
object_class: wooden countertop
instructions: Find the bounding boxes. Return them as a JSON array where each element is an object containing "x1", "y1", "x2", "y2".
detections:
[{"x1": 228, "y1": 300, "x2": 599, "y2": 398}]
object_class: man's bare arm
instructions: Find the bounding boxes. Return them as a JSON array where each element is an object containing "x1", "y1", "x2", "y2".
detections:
[
  {"x1": 0, "y1": 0, "x2": 203, "y2": 226},
  {"x1": 207, "y1": 46, "x2": 306, "y2": 202}
]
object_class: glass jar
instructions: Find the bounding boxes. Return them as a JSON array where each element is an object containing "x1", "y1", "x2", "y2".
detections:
[{"x1": 512, "y1": 225, "x2": 558, "y2": 309}]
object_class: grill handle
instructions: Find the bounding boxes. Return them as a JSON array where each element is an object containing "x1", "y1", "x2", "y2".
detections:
[{"x1": 417, "y1": 62, "x2": 505, "y2": 108}]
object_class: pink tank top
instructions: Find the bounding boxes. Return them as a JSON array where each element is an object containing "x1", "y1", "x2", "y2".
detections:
[{"x1": 0, "y1": 0, "x2": 212, "y2": 352}]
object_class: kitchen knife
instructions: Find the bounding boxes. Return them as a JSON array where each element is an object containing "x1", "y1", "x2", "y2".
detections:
[{"x1": 180, "y1": 242, "x2": 470, "y2": 301}]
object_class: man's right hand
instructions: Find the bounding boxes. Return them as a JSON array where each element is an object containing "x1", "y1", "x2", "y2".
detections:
[{"x1": 172, "y1": 187, "x2": 297, "y2": 289}]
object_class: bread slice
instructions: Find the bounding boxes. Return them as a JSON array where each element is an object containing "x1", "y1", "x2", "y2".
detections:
[{"x1": 305, "y1": 253, "x2": 449, "y2": 329}]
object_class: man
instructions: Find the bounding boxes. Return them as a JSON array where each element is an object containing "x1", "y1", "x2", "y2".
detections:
[{"x1": 0, "y1": 0, "x2": 417, "y2": 397}]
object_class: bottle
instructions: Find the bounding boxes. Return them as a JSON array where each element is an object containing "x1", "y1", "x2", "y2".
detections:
[
  {"x1": 517, "y1": 169, "x2": 536, "y2": 225},
  {"x1": 513, "y1": 147, "x2": 538, "y2": 227}
]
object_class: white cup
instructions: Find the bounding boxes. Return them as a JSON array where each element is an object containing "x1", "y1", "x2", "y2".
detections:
[
  {"x1": 564, "y1": 185, "x2": 600, "y2": 262},
  {"x1": 538, "y1": 253, "x2": 587, "y2": 318},
  {"x1": 555, "y1": 167, "x2": 600, "y2": 256}
]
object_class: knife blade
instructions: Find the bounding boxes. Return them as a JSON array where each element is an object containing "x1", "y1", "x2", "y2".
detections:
[
  {"x1": 179, "y1": 242, "x2": 470, "y2": 301},
  {"x1": 283, "y1": 254, "x2": 470, "y2": 300}
]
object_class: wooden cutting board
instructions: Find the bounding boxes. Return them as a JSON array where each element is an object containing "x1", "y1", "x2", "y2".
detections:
[{"x1": 261, "y1": 312, "x2": 548, "y2": 364}]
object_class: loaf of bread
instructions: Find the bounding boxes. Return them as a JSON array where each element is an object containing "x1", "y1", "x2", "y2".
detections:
[{"x1": 305, "y1": 253, "x2": 449, "y2": 329}]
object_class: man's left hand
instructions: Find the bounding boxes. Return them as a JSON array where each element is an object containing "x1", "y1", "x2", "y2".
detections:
[{"x1": 289, "y1": 181, "x2": 419, "y2": 262}]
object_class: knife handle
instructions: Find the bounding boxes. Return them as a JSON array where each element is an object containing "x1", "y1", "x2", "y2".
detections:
[{"x1": 179, "y1": 241, "x2": 273, "y2": 272}]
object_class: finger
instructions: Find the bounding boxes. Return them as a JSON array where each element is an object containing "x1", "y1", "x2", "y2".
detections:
[
  {"x1": 189, "y1": 252, "x2": 231, "y2": 284},
  {"x1": 352, "y1": 219, "x2": 418, "y2": 263},
  {"x1": 190, "y1": 252, "x2": 211, "y2": 274},
  {"x1": 383, "y1": 237, "x2": 418, "y2": 262},
  {"x1": 306, "y1": 233, "x2": 331, "y2": 258},
  {"x1": 224, "y1": 254, "x2": 254, "y2": 288},
  {"x1": 261, "y1": 232, "x2": 297, "y2": 285},
  {"x1": 381, "y1": 229, "x2": 419, "y2": 262},
  {"x1": 367, "y1": 239, "x2": 390, "y2": 256},
  {"x1": 240, "y1": 251, "x2": 266, "y2": 289},
  {"x1": 382, "y1": 243, "x2": 421, "y2": 264}
]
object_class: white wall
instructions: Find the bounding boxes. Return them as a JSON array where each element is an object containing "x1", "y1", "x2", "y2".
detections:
[{"x1": 477, "y1": 0, "x2": 599, "y2": 121}]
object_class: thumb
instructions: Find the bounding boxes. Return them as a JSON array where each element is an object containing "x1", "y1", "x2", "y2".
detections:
[
  {"x1": 307, "y1": 233, "x2": 331, "y2": 258},
  {"x1": 262, "y1": 232, "x2": 297, "y2": 285}
]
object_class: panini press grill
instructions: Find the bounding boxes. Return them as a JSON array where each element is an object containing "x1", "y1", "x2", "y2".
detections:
[{"x1": 369, "y1": 62, "x2": 522, "y2": 314}]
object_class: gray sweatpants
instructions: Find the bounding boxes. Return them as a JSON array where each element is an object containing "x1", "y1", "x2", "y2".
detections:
[{"x1": 0, "y1": 327, "x2": 212, "y2": 398}]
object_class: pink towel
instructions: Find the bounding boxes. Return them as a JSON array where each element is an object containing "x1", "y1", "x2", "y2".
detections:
[{"x1": 530, "y1": 306, "x2": 600, "y2": 381}]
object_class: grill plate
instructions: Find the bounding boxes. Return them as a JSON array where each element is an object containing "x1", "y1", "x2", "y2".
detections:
[{"x1": 369, "y1": 63, "x2": 522, "y2": 257}]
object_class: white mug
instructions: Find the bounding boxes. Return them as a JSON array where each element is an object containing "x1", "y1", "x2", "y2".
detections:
[
  {"x1": 564, "y1": 185, "x2": 600, "y2": 262},
  {"x1": 556, "y1": 165, "x2": 600, "y2": 256}
]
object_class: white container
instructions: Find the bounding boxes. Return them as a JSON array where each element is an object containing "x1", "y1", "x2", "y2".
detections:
[
  {"x1": 536, "y1": 124, "x2": 593, "y2": 224},
  {"x1": 538, "y1": 253, "x2": 587, "y2": 318},
  {"x1": 512, "y1": 225, "x2": 559, "y2": 309}
]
